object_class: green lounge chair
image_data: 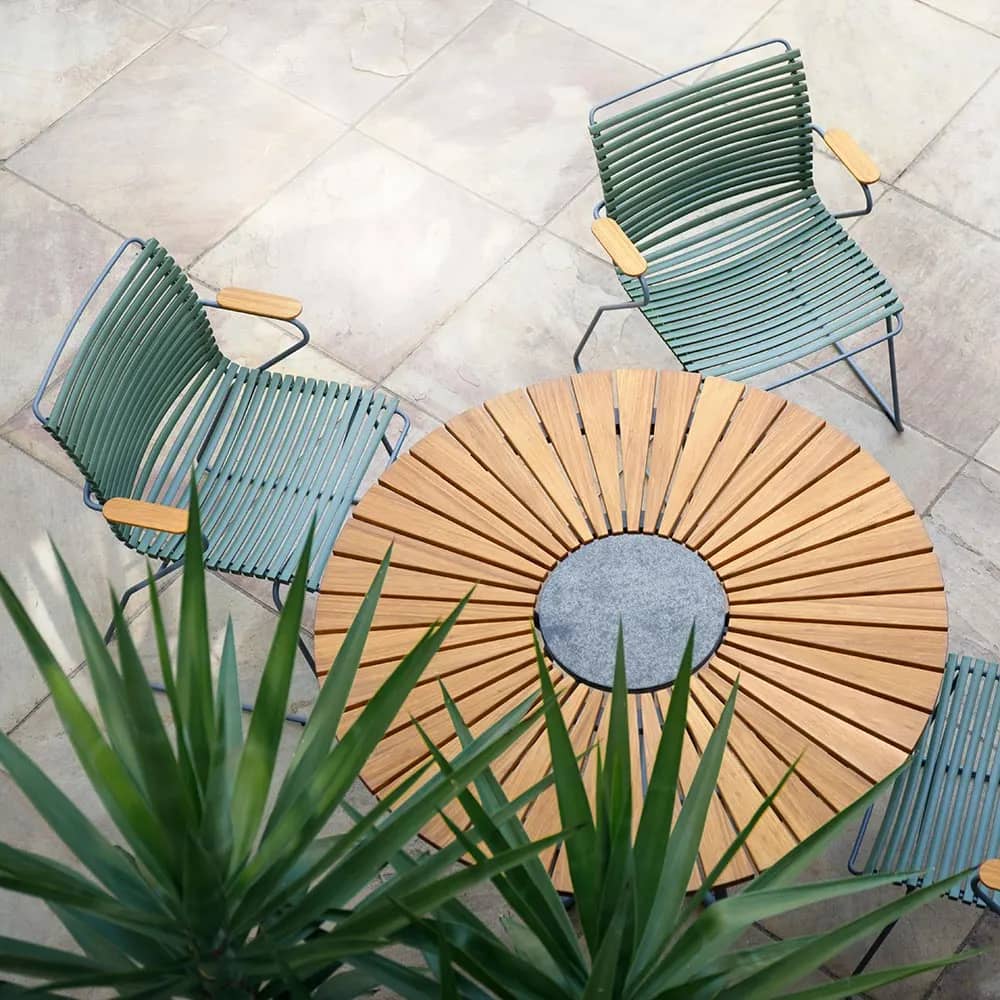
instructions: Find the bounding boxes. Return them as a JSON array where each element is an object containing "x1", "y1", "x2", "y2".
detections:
[
  {"x1": 34, "y1": 237, "x2": 408, "y2": 682},
  {"x1": 848, "y1": 654, "x2": 1000, "y2": 972},
  {"x1": 580, "y1": 38, "x2": 904, "y2": 429}
]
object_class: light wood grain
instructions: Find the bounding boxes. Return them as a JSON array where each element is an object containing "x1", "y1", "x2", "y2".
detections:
[
  {"x1": 726, "y1": 551, "x2": 943, "y2": 602},
  {"x1": 572, "y1": 371, "x2": 624, "y2": 532},
  {"x1": 412, "y1": 426, "x2": 568, "y2": 555},
  {"x1": 380, "y1": 459, "x2": 555, "y2": 568},
  {"x1": 643, "y1": 372, "x2": 701, "y2": 525},
  {"x1": 528, "y1": 377, "x2": 610, "y2": 537},
  {"x1": 685, "y1": 406, "x2": 824, "y2": 549},
  {"x1": 447, "y1": 408, "x2": 578, "y2": 548},
  {"x1": 674, "y1": 391, "x2": 786, "y2": 542},
  {"x1": 315, "y1": 368, "x2": 946, "y2": 894},
  {"x1": 103, "y1": 497, "x2": 188, "y2": 534},
  {"x1": 482, "y1": 393, "x2": 593, "y2": 541},
  {"x1": 979, "y1": 859, "x2": 1000, "y2": 892},
  {"x1": 717, "y1": 485, "x2": 917, "y2": 579},
  {"x1": 823, "y1": 128, "x2": 880, "y2": 185},
  {"x1": 658, "y1": 377, "x2": 743, "y2": 535},
  {"x1": 616, "y1": 369, "x2": 657, "y2": 531},
  {"x1": 319, "y1": 555, "x2": 535, "y2": 605},
  {"x1": 216, "y1": 286, "x2": 303, "y2": 320},
  {"x1": 591, "y1": 217, "x2": 648, "y2": 276}
]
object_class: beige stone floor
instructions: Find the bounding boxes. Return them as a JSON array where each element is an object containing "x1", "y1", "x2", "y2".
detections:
[{"x1": 2, "y1": 0, "x2": 1000, "y2": 995}]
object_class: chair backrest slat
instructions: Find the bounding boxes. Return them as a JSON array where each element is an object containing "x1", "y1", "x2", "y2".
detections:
[
  {"x1": 47, "y1": 240, "x2": 223, "y2": 501},
  {"x1": 867, "y1": 656, "x2": 1000, "y2": 903},
  {"x1": 591, "y1": 48, "x2": 813, "y2": 248}
]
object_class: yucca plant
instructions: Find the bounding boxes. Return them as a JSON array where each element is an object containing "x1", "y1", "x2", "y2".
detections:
[
  {"x1": 0, "y1": 493, "x2": 558, "y2": 997},
  {"x1": 412, "y1": 631, "x2": 971, "y2": 999}
]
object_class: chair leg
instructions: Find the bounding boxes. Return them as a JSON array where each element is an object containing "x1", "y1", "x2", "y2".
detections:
[
  {"x1": 103, "y1": 558, "x2": 184, "y2": 644},
  {"x1": 831, "y1": 318, "x2": 903, "y2": 432},
  {"x1": 271, "y1": 579, "x2": 317, "y2": 676},
  {"x1": 851, "y1": 884, "x2": 914, "y2": 976},
  {"x1": 852, "y1": 916, "x2": 900, "y2": 976}
]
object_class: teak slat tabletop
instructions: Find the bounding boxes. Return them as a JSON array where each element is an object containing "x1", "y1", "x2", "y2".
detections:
[{"x1": 315, "y1": 370, "x2": 947, "y2": 892}]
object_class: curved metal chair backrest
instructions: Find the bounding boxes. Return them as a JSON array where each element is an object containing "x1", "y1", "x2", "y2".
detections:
[
  {"x1": 590, "y1": 46, "x2": 813, "y2": 251},
  {"x1": 45, "y1": 239, "x2": 223, "y2": 504}
]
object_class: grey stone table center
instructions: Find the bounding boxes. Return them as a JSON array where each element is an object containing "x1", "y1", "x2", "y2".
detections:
[{"x1": 535, "y1": 534, "x2": 728, "y2": 691}]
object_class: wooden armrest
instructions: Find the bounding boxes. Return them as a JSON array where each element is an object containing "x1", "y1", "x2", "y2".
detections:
[
  {"x1": 103, "y1": 498, "x2": 188, "y2": 534},
  {"x1": 591, "y1": 218, "x2": 647, "y2": 277},
  {"x1": 216, "y1": 287, "x2": 303, "y2": 321},
  {"x1": 823, "y1": 128, "x2": 880, "y2": 185},
  {"x1": 979, "y1": 859, "x2": 1000, "y2": 891}
]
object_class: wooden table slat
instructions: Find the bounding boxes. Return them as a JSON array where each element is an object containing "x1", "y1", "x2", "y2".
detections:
[
  {"x1": 380, "y1": 459, "x2": 557, "y2": 567},
  {"x1": 643, "y1": 372, "x2": 701, "y2": 525},
  {"x1": 484, "y1": 391, "x2": 594, "y2": 540},
  {"x1": 616, "y1": 369, "x2": 658, "y2": 531},
  {"x1": 674, "y1": 390, "x2": 786, "y2": 542},
  {"x1": 658, "y1": 376, "x2": 744, "y2": 536},
  {"x1": 447, "y1": 408, "x2": 579, "y2": 548},
  {"x1": 571, "y1": 371, "x2": 624, "y2": 533},
  {"x1": 319, "y1": 554, "x2": 536, "y2": 605},
  {"x1": 411, "y1": 429, "x2": 568, "y2": 555},
  {"x1": 527, "y1": 377, "x2": 610, "y2": 537},
  {"x1": 700, "y1": 668, "x2": 870, "y2": 812},
  {"x1": 726, "y1": 551, "x2": 943, "y2": 602}
]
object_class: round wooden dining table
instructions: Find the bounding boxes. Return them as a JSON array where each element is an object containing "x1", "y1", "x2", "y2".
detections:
[{"x1": 314, "y1": 370, "x2": 948, "y2": 892}]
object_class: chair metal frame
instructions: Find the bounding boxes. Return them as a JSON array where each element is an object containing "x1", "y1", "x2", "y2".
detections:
[
  {"x1": 34, "y1": 237, "x2": 409, "y2": 719},
  {"x1": 577, "y1": 38, "x2": 903, "y2": 431}
]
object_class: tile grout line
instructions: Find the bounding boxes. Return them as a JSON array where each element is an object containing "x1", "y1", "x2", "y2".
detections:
[
  {"x1": 378, "y1": 227, "x2": 548, "y2": 394},
  {"x1": 182, "y1": 127, "x2": 350, "y2": 274},
  {"x1": 913, "y1": 0, "x2": 1000, "y2": 39},
  {"x1": 506, "y1": 0, "x2": 669, "y2": 76},
  {"x1": 1, "y1": 29, "x2": 173, "y2": 165},
  {"x1": 882, "y1": 177, "x2": 1000, "y2": 243},
  {"x1": 894, "y1": 62, "x2": 1000, "y2": 189},
  {"x1": 4, "y1": 571, "x2": 184, "y2": 737},
  {"x1": 924, "y1": 454, "x2": 973, "y2": 519},
  {"x1": 918, "y1": 907, "x2": 989, "y2": 999},
  {"x1": 187, "y1": 2, "x2": 546, "y2": 278},
  {"x1": 0, "y1": 164, "x2": 132, "y2": 245}
]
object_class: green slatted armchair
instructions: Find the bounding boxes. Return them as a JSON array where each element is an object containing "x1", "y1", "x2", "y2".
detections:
[
  {"x1": 848, "y1": 654, "x2": 1000, "y2": 974},
  {"x1": 33, "y1": 237, "x2": 409, "y2": 683},
  {"x1": 580, "y1": 38, "x2": 904, "y2": 430}
]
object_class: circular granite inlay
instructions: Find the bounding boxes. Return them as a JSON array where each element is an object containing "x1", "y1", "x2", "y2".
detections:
[{"x1": 535, "y1": 534, "x2": 728, "y2": 692}]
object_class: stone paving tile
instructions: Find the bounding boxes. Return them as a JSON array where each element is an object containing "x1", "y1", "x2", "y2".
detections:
[
  {"x1": 827, "y1": 189, "x2": 1000, "y2": 454},
  {"x1": 923, "y1": 0, "x2": 1000, "y2": 35},
  {"x1": 926, "y1": 910, "x2": 1000, "y2": 999},
  {"x1": 0, "y1": 0, "x2": 164, "y2": 158},
  {"x1": 925, "y1": 521, "x2": 1000, "y2": 664},
  {"x1": 384, "y1": 231, "x2": 676, "y2": 420},
  {"x1": 194, "y1": 130, "x2": 533, "y2": 382},
  {"x1": 360, "y1": 1, "x2": 652, "y2": 224},
  {"x1": 0, "y1": 441, "x2": 153, "y2": 732},
  {"x1": 123, "y1": 0, "x2": 210, "y2": 28},
  {"x1": 521, "y1": 0, "x2": 776, "y2": 73},
  {"x1": 8, "y1": 35, "x2": 342, "y2": 265},
  {"x1": 746, "y1": 0, "x2": 1000, "y2": 180},
  {"x1": 183, "y1": 0, "x2": 490, "y2": 124},
  {"x1": 0, "y1": 172, "x2": 125, "y2": 426},
  {"x1": 977, "y1": 425, "x2": 1000, "y2": 472},
  {"x1": 898, "y1": 68, "x2": 1000, "y2": 238},
  {"x1": 926, "y1": 461, "x2": 1000, "y2": 663}
]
